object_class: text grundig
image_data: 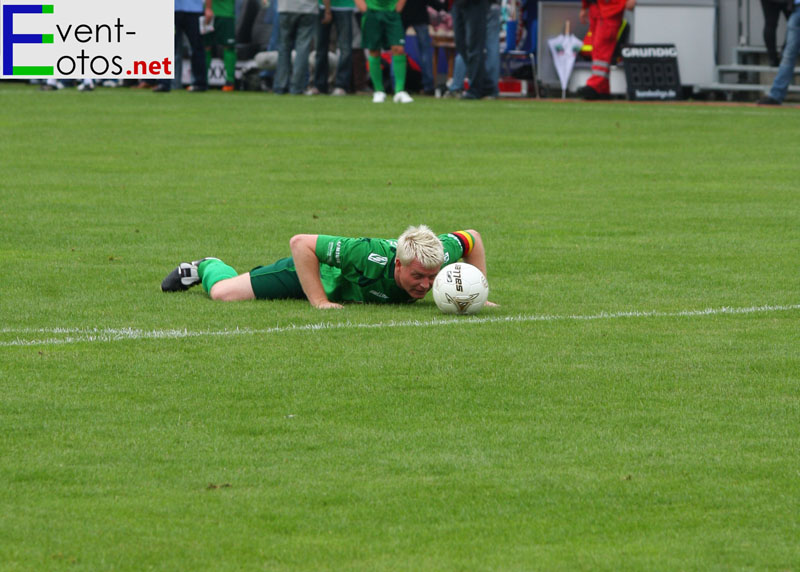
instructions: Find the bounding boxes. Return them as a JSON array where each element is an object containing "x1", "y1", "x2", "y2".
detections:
[{"x1": 621, "y1": 46, "x2": 679, "y2": 58}]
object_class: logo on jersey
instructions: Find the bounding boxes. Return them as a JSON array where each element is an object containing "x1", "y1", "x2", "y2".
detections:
[
  {"x1": 334, "y1": 240, "x2": 342, "y2": 264},
  {"x1": 367, "y1": 253, "x2": 388, "y2": 265}
]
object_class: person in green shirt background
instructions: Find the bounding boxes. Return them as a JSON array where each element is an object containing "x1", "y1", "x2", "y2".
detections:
[
  {"x1": 204, "y1": 0, "x2": 237, "y2": 90},
  {"x1": 354, "y1": 0, "x2": 414, "y2": 102}
]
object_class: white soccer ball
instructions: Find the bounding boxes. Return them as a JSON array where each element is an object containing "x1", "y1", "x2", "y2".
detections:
[{"x1": 432, "y1": 262, "x2": 489, "y2": 315}]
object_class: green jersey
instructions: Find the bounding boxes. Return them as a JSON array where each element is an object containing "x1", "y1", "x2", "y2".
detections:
[
  {"x1": 212, "y1": 0, "x2": 235, "y2": 18},
  {"x1": 315, "y1": 232, "x2": 474, "y2": 303},
  {"x1": 364, "y1": 0, "x2": 397, "y2": 11}
]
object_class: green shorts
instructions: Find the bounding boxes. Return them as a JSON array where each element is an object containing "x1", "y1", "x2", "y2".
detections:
[
  {"x1": 249, "y1": 257, "x2": 305, "y2": 300},
  {"x1": 203, "y1": 16, "x2": 235, "y2": 48},
  {"x1": 361, "y1": 10, "x2": 405, "y2": 51}
]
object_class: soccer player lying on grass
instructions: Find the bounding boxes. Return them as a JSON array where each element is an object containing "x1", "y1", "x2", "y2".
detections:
[{"x1": 161, "y1": 225, "x2": 496, "y2": 309}]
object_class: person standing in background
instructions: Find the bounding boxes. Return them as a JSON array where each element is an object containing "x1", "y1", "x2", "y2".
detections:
[
  {"x1": 355, "y1": 0, "x2": 415, "y2": 102},
  {"x1": 402, "y1": 0, "x2": 444, "y2": 95},
  {"x1": 452, "y1": 0, "x2": 494, "y2": 99},
  {"x1": 155, "y1": 0, "x2": 214, "y2": 92},
  {"x1": 275, "y1": 0, "x2": 328, "y2": 93},
  {"x1": 313, "y1": 0, "x2": 355, "y2": 94},
  {"x1": 576, "y1": 0, "x2": 634, "y2": 100},
  {"x1": 760, "y1": 0, "x2": 792, "y2": 66},
  {"x1": 204, "y1": 0, "x2": 238, "y2": 90},
  {"x1": 758, "y1": 0, "x2": 800, "y2": 105}
]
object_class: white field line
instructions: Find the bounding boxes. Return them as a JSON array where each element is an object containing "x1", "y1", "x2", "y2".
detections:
[{"x1": 1, "y1": 303, "x2": 798, "y2": 348}]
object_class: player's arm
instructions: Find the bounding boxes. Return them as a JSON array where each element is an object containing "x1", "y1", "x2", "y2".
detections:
[
  {"x1": 289, "y1": 234, "x2": 344, "y2": 309},
  {"x1": 204, "y1": 0, "x2": 214, "y2": 24},
  {"x1": 395, "y1": 0, "x2": 408, "y2": 12},
  {"x1": 460, "y1": 229, "x2": 499, "y2": 307},
  {"x1": 354, "y1": 0, "x2": 367, "y2": 12},
  {"x1": 460, "y1": 229, "x2": 488, "y2": 276}
]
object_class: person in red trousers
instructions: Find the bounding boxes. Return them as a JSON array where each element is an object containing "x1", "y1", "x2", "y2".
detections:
[{"x1": 577, "y1": 0, "x2": 635, "y2": 100}]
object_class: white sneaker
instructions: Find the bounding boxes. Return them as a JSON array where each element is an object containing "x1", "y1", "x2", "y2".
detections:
[
  {"x1": 393, "y1": 91, "x2": 413, "y2": 103},
  {"x1": 331, "y1": 87, "x2": 347, "y2": 96},
  {"x1": 372, "y1": 91, "x2": 386, "y2": 103}
]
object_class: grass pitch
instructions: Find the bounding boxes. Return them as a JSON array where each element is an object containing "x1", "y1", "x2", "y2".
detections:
[{"x1": 1, "y1": 83, "x2": 799, "y2": 570}]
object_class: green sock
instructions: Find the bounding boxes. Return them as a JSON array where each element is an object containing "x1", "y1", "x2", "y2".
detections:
[
  {"x1": 222, "y1": 47, "x2": 236, "y2": 84},
  {"x1": 392, "y1": 54, "x2": 406, "y2": 93},
  {"x1": 198, "y1": 258, "x2": 237, "y2": 294},
  {"x1": 368, "y1": 55, "x2": 384, "y2": 92}
]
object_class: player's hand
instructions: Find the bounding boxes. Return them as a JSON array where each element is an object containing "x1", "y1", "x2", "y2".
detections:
[
  {"x1": 322, "y1": 8, "x2": 333, "y2": 23},
  {"x1": 484, "y1": 301, "x2": 499, "y2": 307},
  {"x1": 313, "y1": 301, "x2": 344, "y2": 309},
  {"x1": 579, "y1": 7, "x2": 588, "y2": 24},
  {"x1": 625, "y1": 0, "x2": 636, "y2": 10}
]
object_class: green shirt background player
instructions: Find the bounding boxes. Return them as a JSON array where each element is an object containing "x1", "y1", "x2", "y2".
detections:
[
  {"x1": 203, "y1": 0, "x2": 237, "y2": 89},
  {"x1": 355, "y1": 0, "x2": 414, "y2": 103},
  {"x1": 161, "y1": 225, "x2": 496, "y2": 309}
]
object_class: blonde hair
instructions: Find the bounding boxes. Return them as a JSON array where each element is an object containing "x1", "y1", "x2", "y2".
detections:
[{"x1": 396, "y1": 224, "x2": 444, "y2": 269}]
